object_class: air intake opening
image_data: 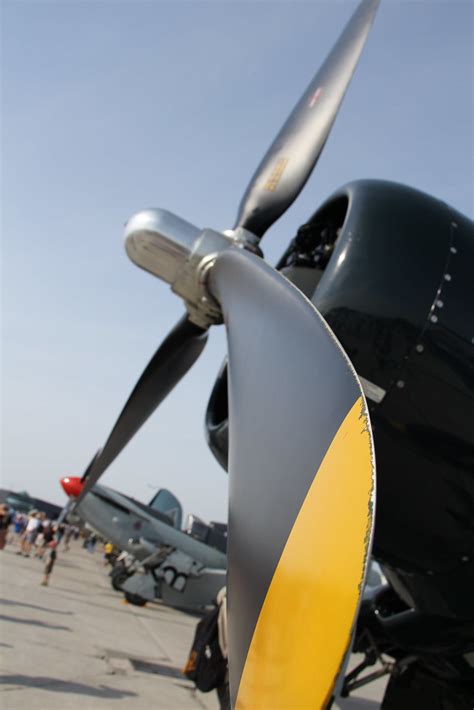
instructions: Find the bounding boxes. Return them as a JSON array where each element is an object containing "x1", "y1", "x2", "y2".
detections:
[{"x1": 278, "y1": 195, "x2": 349, "y2": 273}]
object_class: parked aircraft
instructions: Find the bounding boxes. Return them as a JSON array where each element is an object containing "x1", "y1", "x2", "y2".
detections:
[
  {"x1": 65, "y1": 0, "x2": 473, "y2": 706},
  {"x1": 1, "y1": 489, "x2": 62, "y2": 519},
  {"x1": 60, "y1": 477, "x2": 226, "y2": 611}
]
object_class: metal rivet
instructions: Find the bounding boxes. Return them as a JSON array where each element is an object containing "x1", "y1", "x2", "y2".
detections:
[
  {"x1": 451, "y1": 222, "x2": 458, "y2": 228},
  {"x1": 462, "y1": 556, "x2": 470, "y2": 562},
  {"x1": 396, "y1": 380, "x2": 405, "y2": 389},
  {"x1": 444, "y1": 274, "x2": 452, "y2": 281},
  {"x1": 430, "y1": 315, "x2": 438, "y2": 323},
  {"x1": 416, "y1": 344, "x2": 424, "y2": 353},
  {"x1": 450, "y1": 246, "x2": 457, "y2": 254},
  {"x1": 436, "y1": 300, "x2": 444, "y2": 308}
]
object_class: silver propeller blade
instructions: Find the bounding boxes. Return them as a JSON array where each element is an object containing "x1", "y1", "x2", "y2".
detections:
[
  {"x1": 234, "y1": 0, "x2": 380, "y2": 239},
  {"x1": 208, "y1": 248, "x2": 376, "y2": 708}
]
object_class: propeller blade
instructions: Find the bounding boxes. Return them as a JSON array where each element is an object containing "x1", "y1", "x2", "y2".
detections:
[
  {"x1": 207, "y1": 249, "x2": 375, "y2": 708},
  {"x1": 234, "y1": 0, "x2": 379, "y2": 239},
  {"x1": 205, "y1": 359, "x2": 230, "y2": 471},
  {"x1": 56, "y1": 498, "x2": 75, "y2": 525},
  {"x1": 77, "y1": 315, "x2": 207, "y2": 501},
  {"x1": 81, "y1": 452, "x2": 100, "y2": 483}
]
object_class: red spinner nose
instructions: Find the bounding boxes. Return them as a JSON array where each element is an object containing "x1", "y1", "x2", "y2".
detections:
[{"x1": 60, "y1": 476, "x2": 84, "y2": 498}]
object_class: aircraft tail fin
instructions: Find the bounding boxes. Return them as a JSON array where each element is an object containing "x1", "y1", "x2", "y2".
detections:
[{"x1": 148, "y1": 489, "x2": 183, "y2": 530}]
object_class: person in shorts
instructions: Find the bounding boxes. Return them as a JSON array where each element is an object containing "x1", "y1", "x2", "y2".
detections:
[
  {"x1": 12, "y1": 512, "x2": 27, "y2": 545},
  {"x1": 20, "y1": 512, "x2": 41, "y2": 557}
]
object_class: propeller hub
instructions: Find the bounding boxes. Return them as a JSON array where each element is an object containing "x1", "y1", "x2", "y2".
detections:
[
  {"x1": 60, "y1": 476, "x2": 84, "y2": 498},
  {"x1": 125, "y1": 208, "x2": 257, "y2": 328}
]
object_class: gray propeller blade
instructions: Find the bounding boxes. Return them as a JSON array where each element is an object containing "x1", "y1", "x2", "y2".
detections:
[
  {"x1": 81, "y1": 450, "x2": 100, "y2": 483},
  {"x1": 234, "y1": 0, "x2": 379, "y2": 239},
  {"x1": 77, "y1": 315, "x2": 207, "y2": 502},
  {"x1": 56, "y1": 499, "x2": 74, "y2": 525},
  {"x1": 207, "y1": 248, "x2": 375, "y2": 708},
  {"x1": 205, "y1": 359, "x2": 229, "y2": 471}
]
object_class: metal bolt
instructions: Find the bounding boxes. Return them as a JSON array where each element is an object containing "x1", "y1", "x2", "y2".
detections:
[
  {"x1": 436, "y1": 300, "x2": 444, "y2": 308},
  {"x1": 450, "y1": 246, "x2": 457, "y2": 254},
  {"x1": 451, "y1": 222, "x2": 458, "y2": 228},
  {"x1": 444, "y1": 274, "x2": 452, "y2": 281},
  {"x1": 416, "y1": 344, "x2": 424, "y2": 353},
  {"x1": 430, "y1": 315, "x2": 438, "y2": 323},
  {"x1": 396, "y1": 380, "x2": 405, "y2": 389},
  {"x1": 462, "y1": 556, "x2": 470, "y2": 562}
]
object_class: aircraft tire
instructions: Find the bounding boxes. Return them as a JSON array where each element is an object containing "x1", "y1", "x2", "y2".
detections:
[
  {"x1": 124, "y1": 592, "x2": 147, "y2": 607},
  {"x1": 110, "y1": 567, "x2": 130, "y2": 591}
]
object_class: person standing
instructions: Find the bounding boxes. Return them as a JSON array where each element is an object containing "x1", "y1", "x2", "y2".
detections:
[
  {"x1": 55, "y1": 522, "x2": 65, "y2": 544},
  {"x1": 41, "y1": 540, "x2": 58, "y2": 586},
  {"x1": 216, "y1": 587, "x2": 230, "y2": 710},
  {"x1": 36, "y1": 518, "x2": 53, "y2": 560},
  {"x1": 183, "y1": 585, "x2": 229, "y2": 709},
  {"x1": 86, "y1": 533, "x2": 97, "y2": 553},
  {"x1": 12, "y1": 512, "x2": 26, "y2": 545},
  {"x1": 63, "y1": 524, "x2": 73, "y2": 551},
  {"x1": 103, "y1": 541, "x2": 115, "y2": 566},
  {"x1": 20, "y1": 512, "x2": 40, "y2": 556},
  {"x1": 0, "y1": 505, "x2": 12, "y2": 550}
]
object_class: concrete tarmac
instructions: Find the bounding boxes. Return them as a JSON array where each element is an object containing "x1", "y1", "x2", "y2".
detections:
[{"x1": 0, "y1": 541, "x2": 386, "y2": 709}]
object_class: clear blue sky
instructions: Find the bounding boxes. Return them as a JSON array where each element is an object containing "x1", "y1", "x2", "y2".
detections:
[{"x1": 2, "y1": 0, "x2": 473, "y2": 523}]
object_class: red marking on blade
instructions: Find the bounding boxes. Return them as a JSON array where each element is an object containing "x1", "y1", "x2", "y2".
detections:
[{"x1": 309, "y1": 87, "x2": 322, "y2": 108}]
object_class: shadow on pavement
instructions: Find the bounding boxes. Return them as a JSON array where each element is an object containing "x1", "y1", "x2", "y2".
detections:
[
  {"x1": 56, "y1": 559, "x2": 81, "y2": 569},
  {"x1": 0, "y1": 675, "x2": 138, "y2": 698},
  {"x1": 0, "y1": 598, "x2": 74, "y2": 616},
  {"x1": 47, "y1": 593, "x2": 158, "y2": 621},
  {"x1": 0, "y1": 614, "x2": 72, "y2": 632}
]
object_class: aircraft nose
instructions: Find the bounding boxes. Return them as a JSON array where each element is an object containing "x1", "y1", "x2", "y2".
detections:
[{"x1": 60, "y1": 476, "x2": 84, "y2": 498}]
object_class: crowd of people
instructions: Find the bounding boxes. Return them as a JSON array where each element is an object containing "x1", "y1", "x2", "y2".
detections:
[
  {"x1": 0, "y1": 504, "x2": 80, "y2": 585},
  {"x1": 1, "y1": 502, "x2": 230, "y2": 707}
]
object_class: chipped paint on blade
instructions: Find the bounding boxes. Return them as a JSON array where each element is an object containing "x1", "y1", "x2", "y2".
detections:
[{"x1": 235, "y1": 396, "x2": 374, "y2": 710}]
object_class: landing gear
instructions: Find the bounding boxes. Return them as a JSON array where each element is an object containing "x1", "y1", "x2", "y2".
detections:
[
  {"x1": 345, "y1": 584, "x2": 474, "y2": 709},
  {"x1": 124, "y1": 592, "x2": 147, "y2": 607},
  {"x1": 341, "y1": 628, "x2": 393, "y2": 698},
  {"x1": 110, "y1": 563, "x2": 131, "y2": 591}
]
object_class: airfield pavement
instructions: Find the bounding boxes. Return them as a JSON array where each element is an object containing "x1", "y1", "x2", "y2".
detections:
[{"x1": 0, "y1": 540, "x2": 386, "y2": 709}]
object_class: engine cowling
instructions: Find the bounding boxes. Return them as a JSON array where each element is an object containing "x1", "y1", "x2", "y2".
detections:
[{"x1": 205, "y1": 179, "x2": 474, "y2": 621}]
